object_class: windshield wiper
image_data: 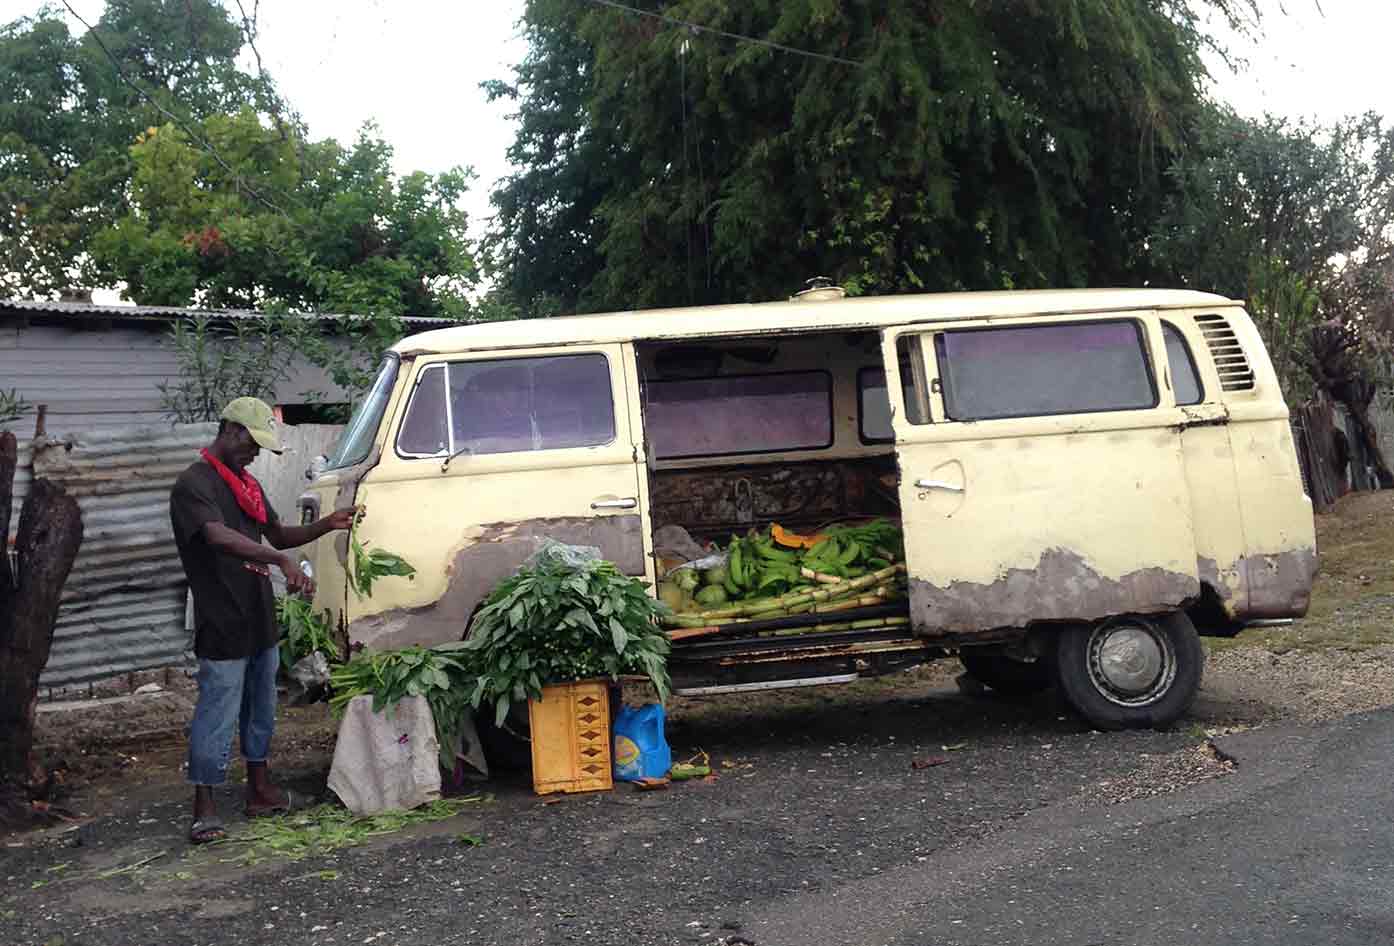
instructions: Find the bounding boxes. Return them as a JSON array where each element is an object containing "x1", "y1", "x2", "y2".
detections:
[{"x1": 440, "y1": 443, "x2": 471, "y2": 473}]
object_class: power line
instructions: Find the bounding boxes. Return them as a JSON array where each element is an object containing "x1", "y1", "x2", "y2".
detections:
[
  {"x1": 57, "y1": 0, "x2": 296, "y2": 219},
  {"x1": 578, "y1": 0, "x2": 865, "y2": 68}
]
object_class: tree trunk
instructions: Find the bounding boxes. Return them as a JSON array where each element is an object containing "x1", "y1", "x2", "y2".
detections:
[{"x1": 0, "y1": 448, "x2": 84, "y2": 780}]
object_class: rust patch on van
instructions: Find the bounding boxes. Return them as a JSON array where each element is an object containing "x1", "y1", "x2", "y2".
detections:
[
  {"x1": 909, "y1": 547, "x2": 1199, "y2": 636},
  {"x1": 1241, "y1": 547, "x2": 1318, "y2": 619},
  {"x1": 347, "y1": 515, "x2": 646, "y2": 652},
  {"x1": 1196, "y1": 557, "x2": 1232, "y2": 600}
]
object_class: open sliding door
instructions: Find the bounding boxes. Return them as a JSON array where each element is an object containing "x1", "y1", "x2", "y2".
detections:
[{"x1": 880, "y1": 313, "x2": 1201, "y2": 638}]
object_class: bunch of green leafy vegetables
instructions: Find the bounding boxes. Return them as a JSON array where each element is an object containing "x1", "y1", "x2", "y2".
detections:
[
  {"x1": 328, "y1": 646, "x2": 475, "y2": 769},
  {"x1": 462, "y1": 547, "x2": 672, "y2": 726},
  {"x1": 276, "y1": 594, "x2": 341, "y2": 672},
  {"x1": 348, "y1": 520, "x2": 416, "y2": 599}
]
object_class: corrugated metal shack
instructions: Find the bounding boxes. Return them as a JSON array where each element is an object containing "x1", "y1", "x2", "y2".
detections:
[
  {"x1": 13, "y1": 422, "x2": 346, "y2": 692},
  {"x1": 0, "y1": 298, "x2": 454, "y2": 692},
  {"x1": 34, "y1": 424, "x2": 216, "y2": 687},
  {"x1": 0, "y1": 298, "x2": 450, "y2": 431}
]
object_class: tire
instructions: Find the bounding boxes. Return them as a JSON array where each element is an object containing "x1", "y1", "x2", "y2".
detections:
[
  {"x1": 959, "y1": 653, "x2": 1052, "y2": 697},
  {"x1": 1052, "y1": 612, "x2": 1204, "y2": 730}
]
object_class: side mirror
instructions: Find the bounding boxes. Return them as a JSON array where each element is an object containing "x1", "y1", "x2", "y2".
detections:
[{"x1": 305, "y1": 454, "x2": 329, "y2": 480}]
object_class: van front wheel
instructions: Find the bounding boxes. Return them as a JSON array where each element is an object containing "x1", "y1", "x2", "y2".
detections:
[{"x1": 1052, "y1": 613, "x2": 1203, "y2": 731}]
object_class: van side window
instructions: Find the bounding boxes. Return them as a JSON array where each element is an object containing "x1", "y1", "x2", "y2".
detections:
[
  {"x1": 645, "y1": 371, "x2": 832, "y2": 459},
  {"x1": 934, "y1": 320, "x2": 1156, "y2": 421},
  {"x1": 1162, "y1": 323, "x2": 1204, "y2": 406},
  {"x1": 896, "y1": 335, "x2": 932, "y2": 425},
  {"x1": 858, "y1": 366, "x2": 920, "y2": 442},
  {"x1": 396, "y1": 354, "x2": 616, "y2": 457}
]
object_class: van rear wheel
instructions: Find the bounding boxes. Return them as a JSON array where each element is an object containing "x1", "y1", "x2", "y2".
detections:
[{"x1": 1052, "y1": 613, "x2": 1203, "y2": 730}]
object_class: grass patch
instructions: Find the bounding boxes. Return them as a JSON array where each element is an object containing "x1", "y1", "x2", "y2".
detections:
[{"x1": 212, "y1": 796, "x2": 491, "y2": 865}]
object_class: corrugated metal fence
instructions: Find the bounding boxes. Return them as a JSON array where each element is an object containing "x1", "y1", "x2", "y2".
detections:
[
  {"x1": 8, "y1": 438, "x2": 32, "y2": 543},
  {"x1": 34, "y1": 424, "x2": 216, "y2": 688},
  {"x1": 8, "y1": 421, "x2": 343, "y2": 692}
]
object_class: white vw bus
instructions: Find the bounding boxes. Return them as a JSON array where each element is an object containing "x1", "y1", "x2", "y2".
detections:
[{"x1": 297, "y1": 286, "x2": 1316, "y2": 731}]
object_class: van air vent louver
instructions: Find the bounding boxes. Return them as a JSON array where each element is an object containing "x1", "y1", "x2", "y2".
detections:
[{"x1": 1194, "y1": 313, "x2": 1256, "y2": 392}]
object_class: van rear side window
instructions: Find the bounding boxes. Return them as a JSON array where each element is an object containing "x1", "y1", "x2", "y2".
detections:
[
  {"x1": 1162, "y1": 322, "x2": 1204, "y2": 406},
  {"x1": 934, "y1": 320, "x2": 1156, "y2": 421},
  {"x1": 396, "y1": 354, "x2": 616, "y2": 457}
]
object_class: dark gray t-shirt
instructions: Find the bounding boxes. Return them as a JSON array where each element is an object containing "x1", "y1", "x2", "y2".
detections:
[{"x1": 170, "y1": 460, "x2": 280, "y2": 660}]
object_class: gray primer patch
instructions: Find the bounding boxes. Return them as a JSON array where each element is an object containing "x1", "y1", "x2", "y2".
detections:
[
  {"x1": 909, "y1": 547, "x2": 1199, "y2": 637},
  {"x1": 1240, "y1": 547, "x2": 1319, "y2": 619},
  {"x1": 349, "y1": 514, "x2": 646, "y2": 651}
]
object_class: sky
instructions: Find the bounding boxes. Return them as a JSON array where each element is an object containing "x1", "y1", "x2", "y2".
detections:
[{"x1": 3, "y1": 0, "x2": 1392, "y2": 286}]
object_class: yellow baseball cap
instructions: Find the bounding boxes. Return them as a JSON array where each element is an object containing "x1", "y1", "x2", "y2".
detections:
[{"x1": 221, "y1": 397, "x2": 283, "y2": 454}]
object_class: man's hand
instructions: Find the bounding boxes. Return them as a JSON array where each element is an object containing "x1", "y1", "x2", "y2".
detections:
[
  {"x1": 325, "y1": 505, "x2": 361, "y2": 531},
  {"x1": 281, "y1": 555, "x2": 316, "y2": 596}
]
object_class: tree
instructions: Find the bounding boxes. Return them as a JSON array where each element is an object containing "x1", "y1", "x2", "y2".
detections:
[
  {"x1": 156, "y1": 315, "x2": 305, "y2": 423},
  {"x1": 487, "y1": 0, "x2": 1254, "y2": 316},
  {"x1": 0, "y1": 431, "x2": 83, "y2": 798},
  {"x1": 1149, "y1": 106, "x2": 1394, "y2": 481},
  {"x1": 90, "y1": 112, "x2": 478, "y2": 393},
  {"x1": 0, "y1": 0, "x2": 277, "y2": 298}
]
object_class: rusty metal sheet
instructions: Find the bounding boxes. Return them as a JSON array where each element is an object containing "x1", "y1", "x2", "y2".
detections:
[{"x1": 32, "y1": 423, "x2": 216, "y2": 687}]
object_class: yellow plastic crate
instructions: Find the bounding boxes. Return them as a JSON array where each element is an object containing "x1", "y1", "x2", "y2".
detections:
[{"x1": 527, "y1": 679, "x2": 614, "y2": 795}]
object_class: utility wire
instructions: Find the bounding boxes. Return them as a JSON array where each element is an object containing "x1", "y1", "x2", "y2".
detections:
[
  {"x1": 578, "y1": 0, "x2": 865, "y2": 68},
  {"x1": 58, "y1": 0, "x2": 296, "y2": 218}
]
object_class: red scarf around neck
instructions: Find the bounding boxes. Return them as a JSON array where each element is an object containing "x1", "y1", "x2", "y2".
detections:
[{"x1": 201, "y1": 448, "x2": 267, "y2": 524}]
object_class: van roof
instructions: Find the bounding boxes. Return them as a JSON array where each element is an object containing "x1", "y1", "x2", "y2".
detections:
[{"x1": 392, "y1": 287, "x2": 1238, "y2": 355}]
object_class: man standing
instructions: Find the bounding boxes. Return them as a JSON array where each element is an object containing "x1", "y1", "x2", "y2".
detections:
[{"x1": 170, "y1": 397, "x2": 356, "y2": 844}]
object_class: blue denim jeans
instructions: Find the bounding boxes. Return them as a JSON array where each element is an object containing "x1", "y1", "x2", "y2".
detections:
[{"x1": 187, "y1": 645, "x2": 279, "y2": 786}]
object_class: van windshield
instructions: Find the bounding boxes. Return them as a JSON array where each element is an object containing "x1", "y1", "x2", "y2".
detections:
[{"x1": 326, "y1": 354, "x2": 399, "y2": 469}]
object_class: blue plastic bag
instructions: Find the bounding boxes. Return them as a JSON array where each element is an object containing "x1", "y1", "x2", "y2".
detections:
[{"x1": 612, "y1": 703, "x2": 671, "y2": 781}]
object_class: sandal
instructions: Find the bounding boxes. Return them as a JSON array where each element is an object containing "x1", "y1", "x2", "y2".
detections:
[
  {"x1": 245, "y1": 788, "x2": 301, "y2": 819},
  {"x1": 189, "y1": 817, "x2": 226, "y2": 844}
]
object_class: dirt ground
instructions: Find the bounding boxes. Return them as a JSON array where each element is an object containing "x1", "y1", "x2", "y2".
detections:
[
  {"x1": 27, "y1": 489, "x2": 1394, "y2": 818},
  {"x1": 1, "y1": 491, "x2": 1390, "y2": 946}
]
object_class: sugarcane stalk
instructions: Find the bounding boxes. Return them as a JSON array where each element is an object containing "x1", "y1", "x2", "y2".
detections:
[
  {"x1": 852, "y1": 615, "x2": 909, "y2": 629},
  {"x1": 799, "y1": 566, "x2": 843, "y2": 585},
  {"x1": 663, "y1": 613, "x2": 745, "y2": 628},
  {"x1": 666, "y1": 565, "x2": 907, "y2": 625},
  {"x1": 812, "y1": 592, "x2": 892, "y2": 614},
  {"x1": 767, "y1": 614, "x2": 912, "y2": 637}
]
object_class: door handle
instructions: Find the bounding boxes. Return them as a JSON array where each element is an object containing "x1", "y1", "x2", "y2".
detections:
[
  {"x1": 591, "y1": 498, "x2": 638, "y2": 510},
  {"x1": 915, "y1": 479, "x2": 964, "y2": 493}
]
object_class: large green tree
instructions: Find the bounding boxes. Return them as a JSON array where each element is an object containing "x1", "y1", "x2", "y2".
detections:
[
  {"x1": 89, "y1": 111, "x2": 477, "y2": 391},
  {"x1": 1150, "y1": 107, "x2": 1394, "y2": 398},
  {"x1": 1150, "y1": 104, "x2": 1394, "y2": 484},
  {"x1": 487, "y1": 0, "x2": 1253, "y2": 315},
  {"x1": 0, "y1": 0, "x2": 275, "y2": 297}
]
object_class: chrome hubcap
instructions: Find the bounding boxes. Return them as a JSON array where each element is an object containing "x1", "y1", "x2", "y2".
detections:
[{"x1": 1086, "y1": 619, "x2": 1175, "y2": 706}]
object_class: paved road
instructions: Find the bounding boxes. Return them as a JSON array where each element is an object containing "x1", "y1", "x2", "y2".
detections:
[
  {"x1": 5, "y1": 691, "x2": 1392, "y2": 946},
  {"x1": 750, "y1": 708, "x2": 1394, "y2": 946}
]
